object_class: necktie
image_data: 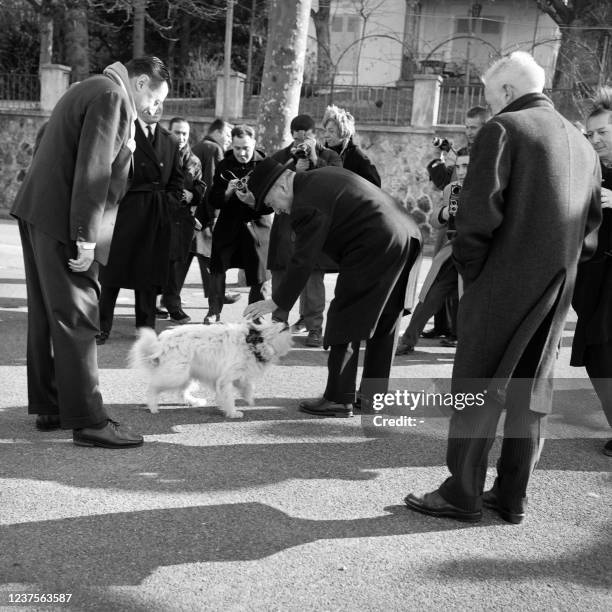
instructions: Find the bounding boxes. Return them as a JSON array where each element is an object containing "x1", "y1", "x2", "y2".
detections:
[{"x1": 146, "y1": 125, "x2": 154, "y2": 144}]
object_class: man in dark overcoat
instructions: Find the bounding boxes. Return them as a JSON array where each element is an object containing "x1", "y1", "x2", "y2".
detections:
[
  {"x1": 204, "y1": 124, "x2": 270, "y2": 323},
  {"x1": 405, "y1": 52, "x2": 602, "y2": 523},
  {"x1": 190, "y1": 118, "x2": 240, "y2": 306},
  {"x1": 571, "y1": 88, "x2": 612, "y2": 458},
  {"x1": 98, "y1": 105, "x2": 184, "y2": 341},
  {"x1": 160, "y1": 116, "x2": 206, "y2": 324},
  {"x1": 10, "y1": 56, "x2": 171, "y2": 448},
  {"x1": 243, "y1": 159, "x2": 422, "y2": 418}
]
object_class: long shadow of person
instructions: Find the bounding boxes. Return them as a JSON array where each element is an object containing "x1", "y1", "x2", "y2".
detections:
[{"x1": 1, "y1": 503, "x2": 480, "y2": 587}]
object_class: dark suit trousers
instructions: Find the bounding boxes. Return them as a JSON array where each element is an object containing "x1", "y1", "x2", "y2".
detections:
[
  {"x1": 18, "y1": 220, "x2": 108, "y2": 429},
  {"x1": 323, "y1": 262, "x2": 411, "y2": 405},
  {"x1": 99, "y1": 286, "x2": 157, "y2": 333},
  {"x1": 163, "y1": 254, "x2": 212, "y2": 312},
  {"x1": 438, "y1": 310, "x2": 551, "y2": 513},
  {"x1": 401, "y1": 258, "x2": 458, "y2": 347}
]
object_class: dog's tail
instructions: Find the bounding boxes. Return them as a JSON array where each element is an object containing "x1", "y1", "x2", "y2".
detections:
[{"x1": 128, "y1": 327, "x2": 162, "y2": 371}]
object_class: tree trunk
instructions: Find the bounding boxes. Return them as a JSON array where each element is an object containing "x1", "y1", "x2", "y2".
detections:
[
  {"x1": 133, "y1": 0, "x2": 147, "y2": 58},
  {"x1": 64, "y1": 0, "x2": 89, "y2": 81},
  {"x1": 256, "y1": 0, "x2": 312, "y2": 152},
  {"x1": 311, "y1": 0, "x2": 332, "y2": 84},
  {"x1": 39, "y1": 0, "x2": 55, "y2": 66},
  {"x1": 179, "y1": 11, "x2": 191, "y2": 73}
]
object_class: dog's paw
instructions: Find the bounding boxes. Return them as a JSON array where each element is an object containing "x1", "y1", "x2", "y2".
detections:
[
  {"x1": 225, "y1": 410, "x2": 244, "y2": 419},
  {"x1": 185, "y1": 396, "x2": 208, "y2": 408}
]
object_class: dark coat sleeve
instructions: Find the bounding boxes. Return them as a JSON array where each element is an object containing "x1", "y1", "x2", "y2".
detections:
[
  {"x1": 452, "y1": 120, "x2": 509, "y2": 285},
  {"x1": 272, "y1": 206, "x2": 330, "y2": 311},
  {"x1": 70, "y1": 89, "x2": 131, "y2": 244},
  {"x1": 346, "y1": 147, "x2": 381, "y2": 186}
]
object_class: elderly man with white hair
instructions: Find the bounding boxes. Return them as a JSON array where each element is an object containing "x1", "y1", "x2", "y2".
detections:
[{"x1": 404, "y1": 51, "x2": 601, "y2": 524}]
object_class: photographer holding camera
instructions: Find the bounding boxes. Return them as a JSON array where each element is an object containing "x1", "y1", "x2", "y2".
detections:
[
  {"x1": 204, "y1": 124, "x2": 271, "y2": 324},
  {"x1": 396, "y1": 154, "x2": 470, "y2": 354},
  {"x1": 422, "y1": 106, "x2": 490, "y2": 341},
  {"x1": 268, "y1": 114, "x2": 342, "y2": 346},
  {"x1": 427, "y1": 106, "x2": 489, "y2": 190}
]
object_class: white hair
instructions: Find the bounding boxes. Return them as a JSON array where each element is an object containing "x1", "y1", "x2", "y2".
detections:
[{"x1": 482, "y1": 51, "x2": 545, "y2": 94}]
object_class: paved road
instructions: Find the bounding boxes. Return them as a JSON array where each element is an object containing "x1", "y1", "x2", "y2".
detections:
[{"x1": 0, "y1": 218, "x2": 610, "y2": 611}]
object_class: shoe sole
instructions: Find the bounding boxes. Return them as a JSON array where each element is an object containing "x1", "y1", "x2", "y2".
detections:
[
  {"x1": 404, "y1": 499, "x2": 482, "y2": 523},
  {"x1": 73, "y1": 438, "x2": 144, "y2": 449},
  {"x1": 36, "y1": 423, "x2": 61, "y2": 431},
  {"x1": 482, "y1": 499, "x2": 525, "y2": 524},
  {"x1": 299, "y1": 406, "x2": 354, "y2": 418}
]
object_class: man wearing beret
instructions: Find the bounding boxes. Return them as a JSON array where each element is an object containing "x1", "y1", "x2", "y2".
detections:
[{"x1": 243, "y1": 158, "x2": 422, "y2": 417}]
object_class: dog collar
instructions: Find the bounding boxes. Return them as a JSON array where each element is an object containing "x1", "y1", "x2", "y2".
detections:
[{"x1": 246, "y1": 328, "x2": 269, "y2": 363}]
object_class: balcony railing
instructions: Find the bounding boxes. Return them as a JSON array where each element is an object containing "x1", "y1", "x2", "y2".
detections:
[{"x1": 0, "y1": 72, "x2": 40, "y2": 109}]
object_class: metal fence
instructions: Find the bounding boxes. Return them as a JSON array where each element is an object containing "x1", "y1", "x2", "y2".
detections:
[
  {"x1": 245, "y1": 81, "x2": 414, "y2": 125},
  {"x1": 0, "y1": 72, "x2": 39, "y2": 109},
  {"x1": 437, "y1": 83, "x2": 485, "y2": 125},
  {"x1": 437, "y1": 83, "x2": 590, "y2": 125},
  {"x1": 163, "y1": 77, "x2": 216, "y2": 117}
]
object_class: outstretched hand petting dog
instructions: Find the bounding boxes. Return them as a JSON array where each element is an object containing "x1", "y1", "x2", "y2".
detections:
[{"x1": 244, "y1": 298, "x2": 277, "y2": 319}]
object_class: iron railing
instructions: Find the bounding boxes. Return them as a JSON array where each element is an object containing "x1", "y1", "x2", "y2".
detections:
[
  {"x1": 437, "y1": 83, "x2": 486, "y2": 125},
  {"x1": 0, "y1": 72, "x2": 39, "y2": 109},
  {"x1": 245, "y1": 81, "x2": 414, "y2": 125},
  {"x1": 163, "y1": 77, "x2": 216, "y2": 117}
]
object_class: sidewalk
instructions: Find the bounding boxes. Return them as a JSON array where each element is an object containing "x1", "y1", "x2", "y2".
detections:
[{"x1": 0, "y1": 218, "x2": 610, "y2": 612}]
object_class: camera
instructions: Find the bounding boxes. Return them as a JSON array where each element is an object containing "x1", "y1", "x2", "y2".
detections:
[
  {"x1": 432, "y1": 136, "x2": 453, "y2": 153},
  {"x1": 447, "y1": 182, "x2": 462, "y2": 233},
  {"x1": 291, "y1": 142, "x2": 312, "y2": 160},
  {"x1": 233, "y1": 176, "x2": 250, "y2": 193}
]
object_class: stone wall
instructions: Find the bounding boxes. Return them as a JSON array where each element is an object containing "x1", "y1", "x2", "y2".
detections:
[
  {"x1": 0, "y1": 110, "x2": 50, "y2": 214},
  {"x1": 0, "y1": 109, "x2": 466, "y2": 241}
]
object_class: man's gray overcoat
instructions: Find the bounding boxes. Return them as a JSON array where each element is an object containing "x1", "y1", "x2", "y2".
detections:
[{"x1": 452, "y1": 93, "x2": 601, "y2": 413}]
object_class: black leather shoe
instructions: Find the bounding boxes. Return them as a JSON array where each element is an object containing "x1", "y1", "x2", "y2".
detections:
[
  {"x1": 95, "y1": 331, "x2": 109, "y2": 345},
  {"x1": 36, "y1": 414, "x2": 61, "y2": 431},
  {"x1": 298, "y1": 397, "x2": 353, "y2": 418},
  {"x1": 603, "y1": 439, "x2": 612, "y2": 457},
  {"x1": 73, "y1": 420, "x2": 144, "y2": 448},
  {"x1": 421, "y1": 328, "x2": 447, "y2": 339},
  {"x1": 395, "y1": 341, "x2": 414, "y2": 355},
  {"x1": 169, "y1": 309, "x2": 191, "y2": 324},
  {"x1": 155, "y1": 307, "x2": 169, "y2": 319},
  {"x1": 203, "y1": 313, "x2": 221, "y2": 325},
  {"x1": 404, "y1": 490, "x2": 482, "y2": 522},
  {"x1": 223, "y1": 293, "x2": 241, "y2": 304},
  {"x1": 482, "y1": 489, "x2": 525, "y2": 524}
]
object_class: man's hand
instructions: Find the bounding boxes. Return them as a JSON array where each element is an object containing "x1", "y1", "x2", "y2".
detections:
[
  {"x1": 295, "y1": 158, "x2": 310, "y2": 172},
  {"x1": 225, "y1": 179, "x2": 239, "y2": 199},
  {"x1": 243, "y1": 298, "x2": 277, "y2": 319},
  {"x1": 305, "y1": 137, "x2": 318, "y2": 165},
  {"x1": 182, "y1": 189, "x2": 193, "y2": 203},
  {"x1": 441, "y1": 149, "x2": 457, "y2": 168},
  {"x1": 602, "y1": 187, "x2": 612, "y2": 209},
  {"x1": 236, "y1": 189, "x2": 256, "y2": 207},
  {"x1": 68, "y1": 244, "x2": 95, "y2": 273}
]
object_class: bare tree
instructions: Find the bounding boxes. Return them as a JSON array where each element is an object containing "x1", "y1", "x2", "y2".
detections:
[
  {"x1": 257, "y1": 0, "x2": 312, "y2": 152},
  {"x1": 64, "y1": 0, "x2": 89, "y2": 79},
  {"x1": 311, "y1": 0, "x2": 332, "y2": 83},
  {"x1": 535, "y1": 0, "x2": 612, "y2": 88}
]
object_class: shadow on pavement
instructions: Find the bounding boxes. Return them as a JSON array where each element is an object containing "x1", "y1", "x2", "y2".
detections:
[
  {"x1": 432, "y1": 536, "x2": 612, "y2": 589},
  {"x1": 1, "y1": 503, "x2": 479, "y2": 587}
]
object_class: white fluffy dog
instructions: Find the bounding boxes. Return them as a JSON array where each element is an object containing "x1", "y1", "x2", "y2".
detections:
[{"x1": 129, "y1": 320, "x2": 292, "y2": 418}]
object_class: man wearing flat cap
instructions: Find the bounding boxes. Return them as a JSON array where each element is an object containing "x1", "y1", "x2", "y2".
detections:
[{"x1": 243, "y1": 159, "x2": 422, "y2": 417}]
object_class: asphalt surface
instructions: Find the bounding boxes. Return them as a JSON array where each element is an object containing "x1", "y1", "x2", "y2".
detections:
[{"x1": 0, "y1": 218, "x2": 610, "y2": 611}]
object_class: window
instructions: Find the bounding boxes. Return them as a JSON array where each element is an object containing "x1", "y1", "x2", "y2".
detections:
[{"x1": 452, "y1": 15, "x2": 504, "y2": 74}]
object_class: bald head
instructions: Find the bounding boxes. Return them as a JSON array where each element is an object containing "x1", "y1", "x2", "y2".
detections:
[{"x1": 483, "y1": 52, "x2": 546, "y2": 115}]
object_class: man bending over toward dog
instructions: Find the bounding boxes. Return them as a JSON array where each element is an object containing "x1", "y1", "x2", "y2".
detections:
[{"x1": 242, "y1": 159, "x2": 422, "y2": 417}]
